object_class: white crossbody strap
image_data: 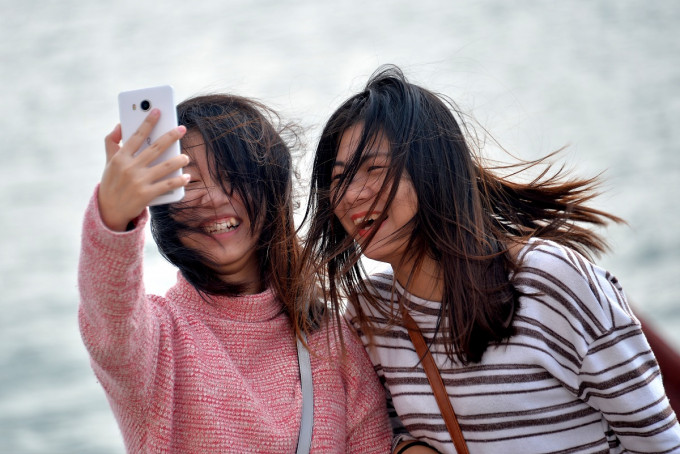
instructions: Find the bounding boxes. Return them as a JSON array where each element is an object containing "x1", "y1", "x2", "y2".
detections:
[{"x1": 296, "y1": 334, "x2": 314, "y2": 454}]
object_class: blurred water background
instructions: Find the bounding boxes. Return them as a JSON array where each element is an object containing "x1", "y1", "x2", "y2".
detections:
[{"x1": 1, "y1": 0, "x2": 678, "y2": 452}]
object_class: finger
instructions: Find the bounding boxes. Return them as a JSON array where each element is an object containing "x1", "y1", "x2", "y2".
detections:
[
  {"x1": 104, "y1": 124, "x2": 122, "y2": 163},
  {"x1": 148, "y1": 173, "x2": 191, "y2": 202},
  {"x1": 136, "y1": 125, "x2": 187, "y2": 167},
  {"x1": 121, "y1": 108, "x2": 161, "y2": 155},
  {"x1": 144, "y1": 153, "x2": 191, "y2": 184}
]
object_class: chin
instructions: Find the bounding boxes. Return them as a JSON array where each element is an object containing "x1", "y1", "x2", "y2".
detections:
[
  {"x1": 362, "y1": 241, "x2": 410, "y2": 267},
  {"x1": 361, "y1": 247, "x2": 390, "y2": 264}
]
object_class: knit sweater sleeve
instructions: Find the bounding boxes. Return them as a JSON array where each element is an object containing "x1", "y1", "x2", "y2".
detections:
[
  {"x1": 340, "y1": 321, "x2": 393, "y2": 453},
  {"x1": 516, "y1": 241, "x2": 680, "y2": 452},
  {"x1": 77, "y1": 187, "x2": 160, "y2": 407}
]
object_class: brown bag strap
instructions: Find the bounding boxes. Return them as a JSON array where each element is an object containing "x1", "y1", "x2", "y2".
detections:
[{"x1": 401, "y1": 308, "x2": 470, "y2": 454}]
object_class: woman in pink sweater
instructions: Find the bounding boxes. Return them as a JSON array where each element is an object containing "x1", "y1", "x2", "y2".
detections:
[{"x1": 78, "y1": 94, "x2": 392, "y2": 453}]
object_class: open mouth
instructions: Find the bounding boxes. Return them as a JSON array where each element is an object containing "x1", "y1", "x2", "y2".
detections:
[
  {"x1": 203, "y1": 217, "x2": 240, "y2": 235},
  {"x1": 352, "y1": 212, "x2": 384, "y2": 235}
]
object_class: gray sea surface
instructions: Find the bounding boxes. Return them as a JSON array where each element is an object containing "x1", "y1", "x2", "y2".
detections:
[{"x1": 1, "y1": 0, "x2": 678, "y2": 452}]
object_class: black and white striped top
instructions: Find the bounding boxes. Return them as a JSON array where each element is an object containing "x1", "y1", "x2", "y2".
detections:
[{"x1": 347, "y1": 239, "x2": 680, "y2": 453}]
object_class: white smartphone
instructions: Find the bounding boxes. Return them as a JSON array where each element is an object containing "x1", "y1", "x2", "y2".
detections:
[{"x1": 118, "y1": 85, "x2": 185, "y2": 206}]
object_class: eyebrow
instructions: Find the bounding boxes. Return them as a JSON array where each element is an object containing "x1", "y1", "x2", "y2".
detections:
[{"x1": 332, "y1": 151, "x2": 389, "y2": 168}]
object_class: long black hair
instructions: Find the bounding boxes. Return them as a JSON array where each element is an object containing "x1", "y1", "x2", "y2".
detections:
[
  {"x1": 302, "y1": 65, "x2": 622, "y2": 363},
  {"x1": 151, "y1": 94, "x2": 325, "y2": 336}
]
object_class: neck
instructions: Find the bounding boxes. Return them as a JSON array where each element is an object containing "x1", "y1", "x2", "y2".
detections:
[
  {"x1": 238, "y1": 280, "x2": 266, "y2": 295},
  {"x1": 392, "y1": 255, "x2": 443, "y2": 301},
  {"x1": 215, "y1": 261, "x2": 266, "y2": 295},
  {"x1": 217, "y1": 275, "x2": 266, "y2": 296}
]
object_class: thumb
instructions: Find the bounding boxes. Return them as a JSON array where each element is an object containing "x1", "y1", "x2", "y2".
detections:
[{"x1": 104, "y1": 124, "x2": 122, "y2": 163}]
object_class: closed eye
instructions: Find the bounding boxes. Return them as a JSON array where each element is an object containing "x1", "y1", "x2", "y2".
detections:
[{"x1": 185, "y1": 180, "x2": 207, "y2": 191}]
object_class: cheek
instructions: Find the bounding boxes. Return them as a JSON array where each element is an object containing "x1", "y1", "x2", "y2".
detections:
[
  {"x1": 328, "y1": 185, "x2": 344, "y2": 212},
  {"x1": 402, "y1": 180, "x2": 419, "y2": 208},
  {"x1": 333, "y1": 202, "x2": 353, "y2": 224},
  {"x1": 329, "y1": 189, "x2": 347, "y2": 217},
  {"x1": 407, "y1": 191, "x2": 419, "y2": 215},
  {"x1": 329, "y1": 202, "x2": 351, "y2": 233},
  {"x1": 392, "y1": 184, "x2": 419, "y2": 223}
]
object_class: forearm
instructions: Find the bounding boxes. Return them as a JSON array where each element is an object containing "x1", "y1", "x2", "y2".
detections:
[{"x1": 78, "y1": 189, "x2": 158, "y2": 390}]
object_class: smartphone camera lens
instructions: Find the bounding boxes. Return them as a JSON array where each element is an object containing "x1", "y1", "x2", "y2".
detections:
[{"x1": 140, "y1": 100, "x2": 151, "y2": 111}]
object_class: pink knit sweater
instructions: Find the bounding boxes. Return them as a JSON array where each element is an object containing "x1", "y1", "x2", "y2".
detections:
[{"x1": 78, "y1": 191, "x2": 392, "y2": 453}]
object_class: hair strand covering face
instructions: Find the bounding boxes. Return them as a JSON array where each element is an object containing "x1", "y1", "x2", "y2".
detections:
[
  {"x1": 151, "y1": 94, "x2": 327, "y2": 340},
  {"x1": 301, "y1": 65, "x2": 623, "y2": 364}
]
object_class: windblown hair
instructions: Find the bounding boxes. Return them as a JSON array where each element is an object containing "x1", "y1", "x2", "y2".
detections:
[
  {"x1": 302, "y1": 65, "x2": 623, "y2": 364},
  {"x1": 151, "y1": 94, "x2": 326, "y2": 337}
]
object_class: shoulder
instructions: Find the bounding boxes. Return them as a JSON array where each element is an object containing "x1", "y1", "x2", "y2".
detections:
[
  {"x1": 513, "y1": 238, "x2": 638, "y2": 337},
  {"x1": 367, "y1": 265, "x2": 394, "y2": 287},
  {"x1": 516, "y1": 238, "x2": 585, "y2": 273},
  {"x1": 514, "y1": 238, "x2": 618, "y2": 294},
  {"x1": 311, "y1": 316, "x2": 364, "y2": 353},
  {"x1": 364, "y1": 265, "x2": 396, "y2": 301},
  {"x1": 307, "y1": 316, "x2": 378, "y2": 377}
]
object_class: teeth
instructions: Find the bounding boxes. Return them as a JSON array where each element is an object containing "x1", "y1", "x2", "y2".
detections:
[
  {"x1": 353, "y1": 213, "x2": 380, "y2": 226},
  {"x1": 204, "y1": 217, "x2": 240, "y2": 234}
]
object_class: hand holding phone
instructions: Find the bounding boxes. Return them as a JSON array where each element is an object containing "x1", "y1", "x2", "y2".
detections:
[
  {"x1": 98, "y1": 86, "x2": 189, "y2": 232},
  {"x1": 118, "y1": 85, "x2": 186, "y2": 206}
]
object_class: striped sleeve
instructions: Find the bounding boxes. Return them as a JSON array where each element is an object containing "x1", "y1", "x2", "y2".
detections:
[{"x1": 517, "y1": 241, "x2": 680, "y2": 452}]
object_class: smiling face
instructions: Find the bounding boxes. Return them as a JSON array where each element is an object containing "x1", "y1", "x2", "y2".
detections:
[
  {"x1": 174, "y1": 131, "x2": 262, "y2": 291},
  {"x1": 331, "y1": 123, "x2": 418, "y2": 267}
]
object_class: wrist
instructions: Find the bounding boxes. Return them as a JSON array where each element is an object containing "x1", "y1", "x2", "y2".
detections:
[{"x1": 97, "y1": 200, "x2": 139, "y2": 232}]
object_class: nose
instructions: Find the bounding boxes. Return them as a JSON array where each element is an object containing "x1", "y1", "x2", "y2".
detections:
[
  {"x1": 199, "y1": 183, "x2": 230, "y2": 208},
  {"x1": 342, "y1": 176, "x2": 376, "y2": 207}
]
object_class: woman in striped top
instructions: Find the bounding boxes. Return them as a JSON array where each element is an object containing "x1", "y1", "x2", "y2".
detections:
[{"x1": 302, "y1": 65, "x2": 680, "y2": 453}]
